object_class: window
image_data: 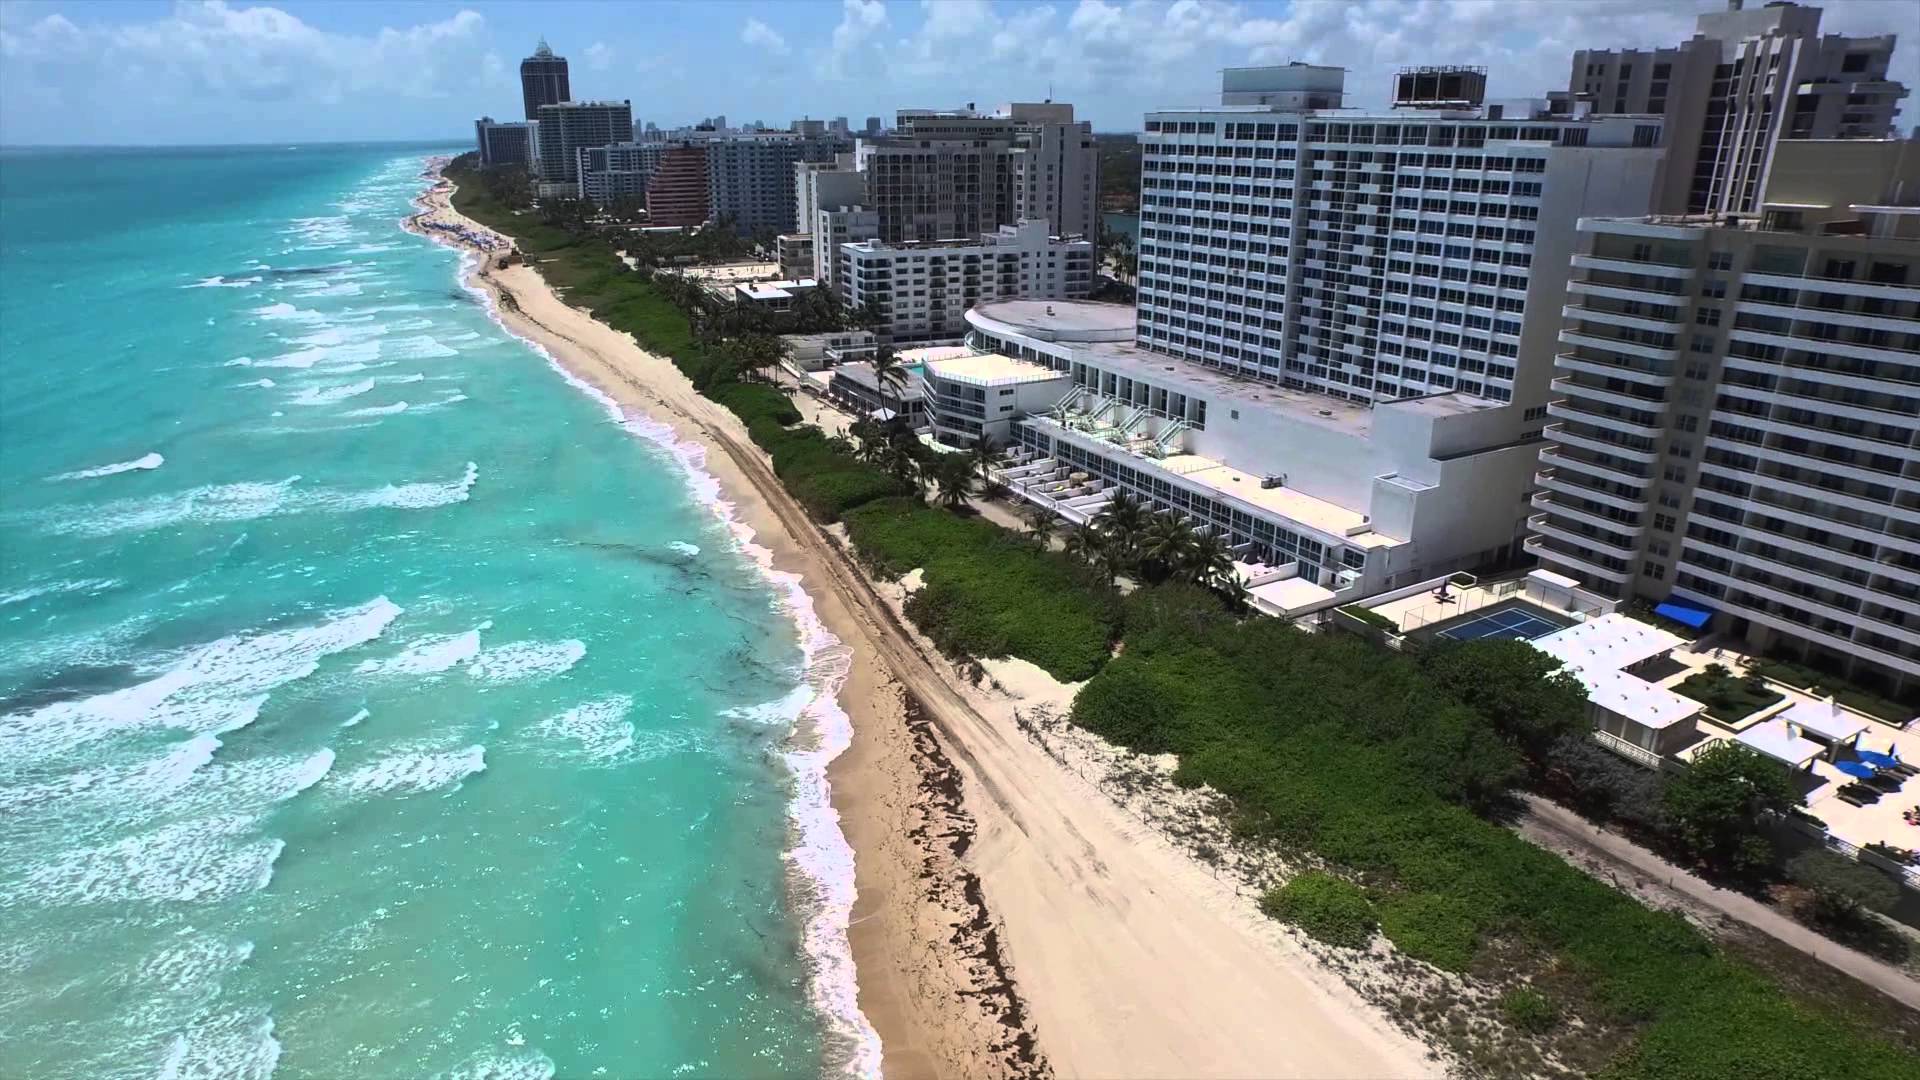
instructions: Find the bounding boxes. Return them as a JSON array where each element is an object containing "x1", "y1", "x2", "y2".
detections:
[
  {"x1": 1694, "y1": 306, "x2": 1721, "y2": 326},
  {"x1": 1653, "y1": 513, "x2": 1677, "y2": 532},
  {"x1": 1707, "y1": 251, "x2": 1732, "y2": 271},
  {"x1": 1662, "y1": 465, "x2": 1688, "y2": 484}
]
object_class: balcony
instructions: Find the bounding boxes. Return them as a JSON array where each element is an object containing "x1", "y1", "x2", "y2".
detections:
[
  {"x1": 1743, "y1": 271, "x2": 1919, "y2": 304},
  {"x1": 1551, "y1": 375, "x2": 1670, "y2": 414},
  {"x1": 1734, "y1": 297, "x2": 1920, "y2": 339},
  {"x1": 1543, "y1": 425, "x2": 1661, "y2": 467},
  {"x1": 1524, "y1": 534, "x2": 1635, "y2": 584},
  {"x1": 1531, "y1": 491, "x2": 1646, "y2": 538},
  {"x1": 1566, "y1": 276, "x2": 1688, "y2": 302},
  {"x1": 1559, "y1": 328, "x2": 1681, "y2": 363},
  {"x1": 1554, "y1": 350, "x2": 1676, "y2": 388},
  {"x1": 1731, "y1": 326, "x2": 1914, "y2": 366},
  {"x1": 1529, "y1": 512, "x2": 1641, "y2": 560},
  {"x1": 1563, "y1": 304, "x2": 1685, "y2": 334},
  {"x1": 1699, "y1": 457, "x2": 1900, "y2": 518},
  {"x1": 1547, "y1": 399, "x2": 1664, "y2": 440},
  {"x1": 1571, "y1": 253, "x2": 1694, "y2": 279},
  {"x1": 1534, "y1": 465, "x2": 1652, "y2": 512}
]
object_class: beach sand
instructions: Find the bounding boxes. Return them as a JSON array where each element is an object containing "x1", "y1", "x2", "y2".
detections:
[{"x1": 407, "y1": 169, "x2": 1437, "y2": 1080}]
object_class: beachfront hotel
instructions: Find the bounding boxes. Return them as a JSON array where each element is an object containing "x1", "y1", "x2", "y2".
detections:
[
  {"x1": 1559, "y1": 0, "x2": 1907, "y2": 216},
  {"x1": 533, "y1": 100, "x2": 635, "y2": 195},
  {"x1": 1528, "y1": 137, "x2": 1920, "y2": 699},
  {"x1": 578, "y1": 141, "x2": 665, "y2": 204},
  {"x1": 939, "y1": 299, "x2": 1547, "y2": 613},
  {"x1": 1136, "y1": 64, "x2": 1666, "y2": 408},
  {"x1": 695, "y1": 130, "x2": 852, "y2": 234}
]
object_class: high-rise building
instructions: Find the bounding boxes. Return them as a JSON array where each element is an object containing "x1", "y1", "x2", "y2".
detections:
[
  {"x1": 647, "y1": 144, "x2": 712, "y2": 227},
  {"x1": 519, "y1": 39, "x2": 570, "y2": 122},
  {"x1": 864, "y1": 116, "x2": 883, "y2": 137},
  {"x1": 474, "y1": 117, "x2": 536, "y2": 168},
  {"x1": 1528, "y1": 137, "x2": 1920, "y2": 696},
  {"x1": 838, "y1": 221, "x2": 1095, "y2": 345},
  {"x1": 699, "y1": 132, "x2": 851, "y2": 234},
  {"x1": 1561, "y1": 1, "x2": 1907, "y2": 215},
  {"x1": 534, "y1": 100, "x2": 634, "y2": 189},
  {"x1": 812, "y1": 205, "x2": 879, "y2": 291},
  {"x1": 854, "y1": 103, "x2": 1099, "y2": 244},
  {"x1": 1136, "y1": 65, "x2": 1666, "y2": 407}
]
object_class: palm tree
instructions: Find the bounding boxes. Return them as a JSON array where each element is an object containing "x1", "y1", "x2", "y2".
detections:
[
  {"x1": 1185, "y1": 530, "x2": 1237, "y2": 589},
  {"x1": 848, "y1": 418, "x2": 885, "y2": 463},
  {"x1": 970, "y1": 434, "x2": 1005, "y2": 487},
  {"x1": 1024, "y1": 504, "x2": 1059, "y2": 550},
  {"x1": 868, "y1": 346, "x2": 911, "y2": 418},
  {"x1": 882, "y1": 441, "x2": 923, "y2": 497},
  {"x1": 931, "y1": 453, "x2": 975, "y2": 509},
  {"x1": 1063, "y1": 522, "x2": 1107, "y2": 572},
  {"x1": 1097, "y1": 492, "x2": 1148, "y2": 570},
  {"x1": 1138, "y1": 514, "x2": 1198, "y2": 585}
]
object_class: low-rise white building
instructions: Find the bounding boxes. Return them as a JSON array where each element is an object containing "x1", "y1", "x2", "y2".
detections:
[
  {"x1": 732, "y1": 278, "x2": 818, "y2": 313},
  {"x1": 973, "y1": 300, "x2": 1548, "y2": 601},
  {"x1": 1532, "y1": 613, "x2": 1702, "y2": 756},
  {"x1": 839, "y1": 221, "x2": 1094, "y2": 345}
]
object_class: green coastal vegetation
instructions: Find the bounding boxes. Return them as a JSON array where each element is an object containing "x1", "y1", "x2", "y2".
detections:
[{"x1": 445, "y1": 154, "x2": 1918, "y2": 1078}]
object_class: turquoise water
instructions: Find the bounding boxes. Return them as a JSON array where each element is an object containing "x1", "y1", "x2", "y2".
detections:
[{"x1": 0, "y1": 145, "x2": 874, "y2": 1078}]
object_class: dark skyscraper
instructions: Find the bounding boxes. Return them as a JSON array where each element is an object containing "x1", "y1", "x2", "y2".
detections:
[{"x1": 519, "y1": 39, "x2": 570, "y2": 121}]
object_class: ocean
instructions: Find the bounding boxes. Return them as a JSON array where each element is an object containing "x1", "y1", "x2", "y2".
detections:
[{"x1": 0, "y1": 144, "x2": 875, "y2": 1078}]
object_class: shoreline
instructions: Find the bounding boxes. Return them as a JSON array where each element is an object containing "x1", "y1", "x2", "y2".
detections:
[
  {"x1": 402, "y1": 163, "x2": 1021, "y2": 1077},
  {"x1": 405, "y1": 158, "x2": 1438, "y2": 1080}
]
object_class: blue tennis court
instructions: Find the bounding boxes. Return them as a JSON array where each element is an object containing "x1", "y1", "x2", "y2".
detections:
[{"x1": 1434, "y1": 604, "x2": 1569, "y2": 642}]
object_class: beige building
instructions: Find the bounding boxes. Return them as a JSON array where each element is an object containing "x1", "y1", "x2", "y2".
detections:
[
  {"x1": 1529, "y1": 137, "x2": 1920, "y2": 697},
  {"x1": 1561, "y1": 0, "x2": 1907, "y2": 215}
]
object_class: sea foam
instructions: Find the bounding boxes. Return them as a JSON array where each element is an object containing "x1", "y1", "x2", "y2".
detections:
[
  {"x1": 48, "y1": 452, "x2": 165, "y2": 481},
  {"x1": 289, "y1": 378, "x2": 375, "y2": 406},
  {"x1": 465, "y1": 638, "x2": 584, "y2": 682},
  {"x1": 335, "y1": 745, "x2": 485, "y2": 797}
]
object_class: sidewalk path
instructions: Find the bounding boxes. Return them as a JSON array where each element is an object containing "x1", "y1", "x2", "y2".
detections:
[{"x1": 1517, "y1": 794, "x2": 1920, "y2": 1010}]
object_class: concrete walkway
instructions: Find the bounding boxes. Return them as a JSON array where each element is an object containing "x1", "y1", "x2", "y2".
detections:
[{"x1": 1517, "y1": 793, "x2": 1920, "y2": 1010}]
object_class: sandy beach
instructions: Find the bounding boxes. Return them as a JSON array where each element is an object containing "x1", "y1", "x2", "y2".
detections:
[{"x1": 406, "y1": 165, "x2": 1437, "y2": 1079}]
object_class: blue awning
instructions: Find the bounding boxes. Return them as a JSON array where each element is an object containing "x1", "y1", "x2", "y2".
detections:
[{"x1": 1654, "y1": 599, "x2": 1713, "y2": 629}]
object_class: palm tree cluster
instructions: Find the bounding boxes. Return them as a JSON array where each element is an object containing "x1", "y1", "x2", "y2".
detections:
[{"x1": 1056, "y1": 492, "x2": 1246, "y2": 600}]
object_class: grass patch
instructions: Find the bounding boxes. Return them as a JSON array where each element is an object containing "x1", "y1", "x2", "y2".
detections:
[
  {"x1": 1673, "y1": 664, "x2": 1785, "y2": 724},
  {"x1": 1747, "y1": 657, "x2": 1914, "y2": 725},
  {"x1": 1260, "y1": 872, "x2": 1377, "y2": 949},
  {"x1": 1338, "y1": 604, "x2": 1399, "y2": 633}
]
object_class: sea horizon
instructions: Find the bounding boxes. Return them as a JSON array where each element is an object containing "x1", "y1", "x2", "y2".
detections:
[{"x1": 0, "y1": 144, "x2": 874, "y2": 1078}]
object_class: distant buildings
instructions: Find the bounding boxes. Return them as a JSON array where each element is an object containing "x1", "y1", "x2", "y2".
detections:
[
  {"x1": 1528, "y1": 137, "x2": 1920, "y2": 696},
  {"x1": 519, "y1": 39, "x2": 570, "y2": 122},
  {"x1": 700, "y1": 131, "x2": 850, "y2": 234},
  {"x1": 647, "y1": 144, "x2": 712, "y2": 227},
  {"x1": 838, "y1": 221, "x2": 1094, "y2": 344},
  {"x1": 859, "y1": 103, "x2": 1099, "y2": 241},
  {"x1": 474, "y1": 117, "x2": 536, "y2": 168},
  {"x1": 579, "y1": 141, "x2": 664, "y2": 204},
  {"x1": 864, "y1": 116, "x2": 883, "y2": 137},
  {"x1": 1561, "y1": 0, "x2": 1908, "y2": 215},
  {"x1": 534, "y1": 100, "x2": 634, "y2": 193}
]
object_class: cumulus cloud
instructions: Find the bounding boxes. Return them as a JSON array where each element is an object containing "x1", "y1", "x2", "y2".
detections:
[
  {"x1": 741, "y1": 17, "x2": 790, "y2": 55},
  {"x1": 822, "y1": 0, "x2": 890, "y2": 79},
  {"x1": 0, "y1": 1, "x2": 490, "y2": 142},
  {"x1": 584, "y1": 41, "x2": 613, "y2": 70}
]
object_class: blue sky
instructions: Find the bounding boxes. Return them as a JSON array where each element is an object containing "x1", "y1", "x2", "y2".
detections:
[{"x1": 2, "y1": 1, "x2": 1914, "y2": 145}]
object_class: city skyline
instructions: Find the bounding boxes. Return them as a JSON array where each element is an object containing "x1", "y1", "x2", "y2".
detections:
[{"x1": 2, "y1": 0, "x2": 1916, "y2": 146}]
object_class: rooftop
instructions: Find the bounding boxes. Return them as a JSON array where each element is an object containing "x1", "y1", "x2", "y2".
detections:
[
  {"x1": 970, "y1": 299, "x2": 1135, "y2": 340},
  {"x1": 1154, "y1": 452, "x2": 1382, "y2": 541},
  {"x1": 1736, "y1": 718, "x2": 1825, "y2": 769},
  {"x1": 927, "y1": 351, "x2": 1068, "y2": 387},
  {"x1": 1533, "y1": 613, "x2": 1685, "y2": 675}
]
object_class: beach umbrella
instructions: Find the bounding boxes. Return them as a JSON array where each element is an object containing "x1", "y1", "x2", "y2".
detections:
[
  {"x1": 1834, "y1": 760, "x2": 1878, "y2": 779},
  {"x1": 1857, "y1": 749, "x2": 1902, "y2": 769}
]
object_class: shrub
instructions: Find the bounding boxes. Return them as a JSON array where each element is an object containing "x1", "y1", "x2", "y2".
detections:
[
  {"x1": 709, "y1": 381, "x2": 800, "y2": 427},
  {"x1": 1260, "y1": 873, "x2": 1377, "y2": 949},
  {"x1": 1787, "y1": 849, "x2": 1900, "y2": 923},
  {"x1": 1662, "y1": 741, "x2": 1799, "y2": 876},
  {"x1": 1338, "y1": 604, "x2": 1398, "y2": 632},
  {"x1": 1500, "y1": 987, "x2": 1557, "y2": 1033},
  {"x1": 1377, "y1": 891, "x2": 1480, "y2": 971}
]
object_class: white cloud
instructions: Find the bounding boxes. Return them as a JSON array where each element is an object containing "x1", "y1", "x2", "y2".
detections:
[
  {"x1": 822, "y1": 0, "x2": 889, "y2": 79},
  {"x1": 584, "y1": 41, "x2": 613, "y2": 70},
  {"x1": 741, "y1": 17, "x2": 790, "y2": 56}
]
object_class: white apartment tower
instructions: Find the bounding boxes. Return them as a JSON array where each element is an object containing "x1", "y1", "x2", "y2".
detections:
[
  {"x1": 1530, "y1": 138, "x2": 1920, "y2": 695},
  {"x1": 838, "y1": 221, "x2": 1094, "y2": 344},
  {"x1": 1136, "y1": 65, "x2": 1666, "y2": 407},
  {"x1": 1563, "y1": 1, "x2": 1907, "y2": 215}
]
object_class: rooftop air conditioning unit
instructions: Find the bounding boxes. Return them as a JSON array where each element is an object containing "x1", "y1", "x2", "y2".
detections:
[{"x1": 1260, "y1": 474, "x2": 1287, "y2": 489}]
